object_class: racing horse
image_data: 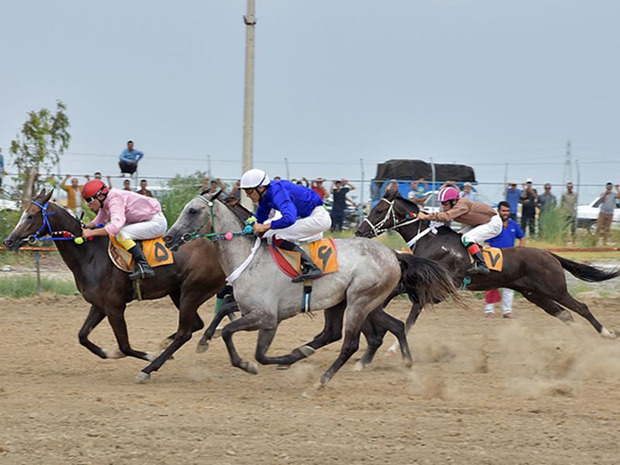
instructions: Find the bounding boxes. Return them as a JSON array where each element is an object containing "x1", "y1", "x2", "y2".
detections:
[
  {"x1": 163, "y1": 190, "x2": 458, "y2": 388},
  {"x1": 356, "y1": 189, "x2": 620, "y2": 347},
  {"x1": 3, "y1": 189, "x2": 233, "y2": 381}
]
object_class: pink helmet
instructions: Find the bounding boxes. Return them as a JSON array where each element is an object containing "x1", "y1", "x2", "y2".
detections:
[{"x1": 438, "y1": 186, "x2": 459, "y2": 203}]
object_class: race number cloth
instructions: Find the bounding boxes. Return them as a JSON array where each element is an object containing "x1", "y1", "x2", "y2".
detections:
[
  {"x1": 481, "y1": 247, "x2": 503, "y2": 272},
  {"x1": 108, "y1": 236, "x2": 174, "y2": 272},
  {"x1": 270, "y1": 239, "x2": 338, "y2": 279}
]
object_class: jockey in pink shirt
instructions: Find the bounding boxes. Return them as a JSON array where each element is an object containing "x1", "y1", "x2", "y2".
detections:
[{"x1": 81, "y1": 180, "x2": 167, "y2": 280}]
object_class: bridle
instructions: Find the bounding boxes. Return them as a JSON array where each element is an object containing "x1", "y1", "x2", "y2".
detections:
[
  {"x1": 27, "y1": 201, "x2": 85, "y2": 244},
  {"x1": 362, "y1": 197, "x2": 420, "y2": 237}
]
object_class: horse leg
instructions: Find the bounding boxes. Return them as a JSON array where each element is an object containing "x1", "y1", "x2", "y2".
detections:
[
  {"x1": 386, "y1": 302, "x2": 423, "y2": 354},
  {"x1": 356, "y1": 307, "x2": 412, "y2": 370},
  {"x1": 521, "y1": 290, "x2": 574, "y2": 323},
  {"x1": 221, "y1": 311, "x2": 276, "y2": 375},
  {"x1": 77, "y1": 305, "x2": 108, "y2": 358},
  {"x1": 253, "y1": 303, "x2": 346, "y2": 367},
  {"x1": 161, "y1": 290, "x2": 205, "y2": 349},
  {"x1": 107, "y1": 310, "x2": 153, "y2": 361},
  {"x1": 196, "y1": 300, "x2": 239, "y2": 352},
  {"x1": 551, "y1": 292, "x2": 616, "y2": 338}
]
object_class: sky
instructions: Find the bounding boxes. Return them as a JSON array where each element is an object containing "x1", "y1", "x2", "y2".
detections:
[{"x1": 1, "y1": 0, "x2": 619, "y2": 204}]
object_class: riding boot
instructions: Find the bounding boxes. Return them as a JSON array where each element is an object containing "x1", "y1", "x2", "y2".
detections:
[
  {"x1": 128, "y1": 243, "x2": 155, "y2": 280},
  {"x1": 277, "y1": 239, "x2": 323, "y2": 283},
  {"x1": 467, "y1": 251, "x2": 490, "y2": 275}
]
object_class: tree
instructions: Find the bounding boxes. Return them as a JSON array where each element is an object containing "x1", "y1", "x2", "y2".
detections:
[{"x1": 10, "y1": 100, "x2": 70, "y2": 207}]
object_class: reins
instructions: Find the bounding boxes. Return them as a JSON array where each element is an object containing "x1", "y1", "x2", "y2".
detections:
[{"x1": 362, "y1": 197, "x2": 420, "y2": 237}]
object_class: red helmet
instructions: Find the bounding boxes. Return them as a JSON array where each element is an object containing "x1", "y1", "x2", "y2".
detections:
[
  {"x1": 437, "y1": 186, "x2": 459, "y2": 203},
  {"x1": 82, "y1": 180, "x2": 109, "y2": 201}
]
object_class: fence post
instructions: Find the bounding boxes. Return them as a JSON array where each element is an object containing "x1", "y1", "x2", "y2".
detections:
[{"x1": 35, "y1": 251, "x2": 42, "y2": 294}]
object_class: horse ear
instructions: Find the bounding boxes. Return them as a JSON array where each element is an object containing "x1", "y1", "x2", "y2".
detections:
[
  {"x1": 211, "y1": 188, "x2": 223, "y2": 201},
  {"x1": 41, "y1": 189, "x2": 54, "y2": 204}
]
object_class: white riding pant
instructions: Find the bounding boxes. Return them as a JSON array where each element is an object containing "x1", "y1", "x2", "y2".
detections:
[
  {"x1": 264, "y1": 206, "x2": 332, "y2": 243},
  {"x1": 484, "y1": 289, "x2": 514, "y2": 315},
  {"x1": 115, "y1": 212, "x2": 168, "y2": 241},
  {"x1": 461, "y1": 214, "x2": 502, "y2": 245}
]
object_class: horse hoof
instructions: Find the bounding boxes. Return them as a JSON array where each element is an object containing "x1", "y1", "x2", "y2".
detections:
[
  {"x1": 298, "y1": 345, "x2": 316, "y2": 358},
  {"x1": 242, "y1": 361, "x2": 259, "y2": 375},
  {"x1": 601, "y1": 328, "x2": 618, "y2": 339},
  {"x1": 196, "y1": 341, "x2": 209, "y2": 353},
  {"x1": 276, "y1": 364, "x2": 290, "y2": 370},
  {"x1": 103, "y1": 348, "x2": 124, "y2": 359},
  {"x1": 403, "y1": 359, "x2": 413, "y2": 369},
  {"x1": 353, "y1": 360, "x2": 365, "y2": 372},
  {"x1": 213, "y1": 327, "x2": 223, "y2": 339},
  {"x1": 145, "y1": 352, "x2": 158, "y2": 362},
  {"x1": 135, "y1": 371, "x2": 151, "y2": 384}
]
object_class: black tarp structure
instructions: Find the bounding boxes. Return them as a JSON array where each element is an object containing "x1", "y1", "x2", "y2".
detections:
[{"x1": 374, "y1": 159, "x2": 476, "y2": 184}]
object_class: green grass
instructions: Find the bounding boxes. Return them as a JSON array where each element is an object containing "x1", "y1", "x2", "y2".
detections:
[{"x1": 0, "y1": 276, "x2": 77, "y2": 298}]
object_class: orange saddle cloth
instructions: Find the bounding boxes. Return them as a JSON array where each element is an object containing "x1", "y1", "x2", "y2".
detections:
[
  {"x1": 108, "y1": 236, "x2": 174, "y2": 272},
  {"x1": 481, "y1": 247, "x2": 503, "y2": 272},
  {"x1": 270, "y1": 239, "x2": 339, "y2": 279}
]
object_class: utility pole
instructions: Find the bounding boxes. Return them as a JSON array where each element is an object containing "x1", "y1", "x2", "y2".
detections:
[
  {"x1": 562, "y1": 139, "x2": 572, "y2": 185},
  {"x1": 241, "y1": 0, "x2": 256, "y2": 208}
]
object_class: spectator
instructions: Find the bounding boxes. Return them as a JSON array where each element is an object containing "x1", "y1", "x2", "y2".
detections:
[
  {"x1": 60, "y1": 174, "x2": 84, "y2": 217},
  {"x1": 229, "y1": 179, "x2": 241, "y2": 200},
  {"x1": 292, "y1": 177, "x2": 309, "y2": 188},
  {"x1": 594, "y1": 182, "x2": 620, "y2": 246},
  {"x1": 537, "y1": 183, "x2": 557, "y2": 233},
  {"x1": 123, "y1": 179, "x2": 132, "y2": 191},
  {"x1": 119, "y1": 140, "x2": 144, "y2": 176},
  {"x1": 330, "y1": 179, "x2": 356, "y2": 232},
  {"x1": 0, "y1": 148, "x2": 5, "y2": 194},
  {"x1": 504, "y1": 181, "x2": 522, "y2": 221},
  {"x1": 386, "y1": 179, "x2": 400, "y2": 194},
  {"x1": 85, "y1": 172, "x2": 113, "y2": 187},
  {"x1": 311, "y1": 178, "x2": 329, "y2": 201},
  {"x1": 202, "y1": 177, "x2": 226, "y2": 194},
  {"x1": 483, "y1": 201, "x2": 526, "y2": 318},
  {"x1": 407, "y1": 178, "x2": 428, "y2": 206},
  {"x1": 560, "y1": 182, "x2": 578, "y2": 240},
  {"x1": 137, "y1": 179, "x2": 153, "y2": 197},
  {"x1": 519, "y1": 178, "x2": 538, "y2": 236}
]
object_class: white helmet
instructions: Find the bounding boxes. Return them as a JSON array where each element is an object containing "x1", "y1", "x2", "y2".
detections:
[{"x1": 240, "y1": 169, "x2": 270, "y2": 189}]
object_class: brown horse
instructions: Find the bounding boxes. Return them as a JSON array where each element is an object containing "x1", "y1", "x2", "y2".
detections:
[
  {"x1": 356, "y1": 189, "x2": 620, "y2": 348},
  {"x1": 3, "y1": 189, "x2": 228, "y2": 382}
]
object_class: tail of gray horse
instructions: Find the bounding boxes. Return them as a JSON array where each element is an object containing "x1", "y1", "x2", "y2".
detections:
[{"x1": 395, "y1": 253, "x2": 460, "y2": 307}]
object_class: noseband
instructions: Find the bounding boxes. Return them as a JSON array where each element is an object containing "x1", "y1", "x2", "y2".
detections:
[
  {"x1": 362, "y1": 198, "x2": 420, "y2": 237},
  {"x1": 28, "y1": 201, "x2": 84, "y2": 244}
]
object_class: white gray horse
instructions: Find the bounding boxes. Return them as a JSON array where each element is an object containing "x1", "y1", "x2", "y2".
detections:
[{"x1": 163, "y1": 191, "x2": 457, "y2": 388}]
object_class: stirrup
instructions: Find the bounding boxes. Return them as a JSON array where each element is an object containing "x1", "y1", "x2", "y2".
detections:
[
  {"x1": 291, "y1": 268, "x2": 322, "y2": 283},
  {"x1": 467, "y1": 263, "x2": 489, "y2": 275}
]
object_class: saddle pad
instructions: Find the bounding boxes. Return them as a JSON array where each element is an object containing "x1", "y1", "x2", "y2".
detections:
[
  {"x1": 108, "y1": 236, "x2": 174, "y2": 272},
  {"x1": 482, "y1": 247, "x2": 503, "y2": 272},
  {"x1": 270, "y1": 238, "x2": 338, "y2": 279}
]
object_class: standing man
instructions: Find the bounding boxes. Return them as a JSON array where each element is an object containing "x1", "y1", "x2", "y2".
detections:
[
  {"x1": 484, "y1": 201, "x2": 526, "y2": 318},
  {"x1": 460, "y1": 182, "x2": 477, "y2": 201},
  {"x1": 560, "y1": 182, "x2": 578, "y2": 240},
  {"x1": 137, "y1": 179, "x2": 153, "y2": 197},
  {"x1": 519, "y1": 178, "x2": 538, "y2": 236},
  {"x1": 537, "y1": 183, "x2": 557, "y2": 234},
  {"x1": 330, "y1": 179, "x2": 356, "y2": 232},
  {"x1": 119, "y1": 140, "x2": 144, "y2": 176},
  {"x1": 407, "y1": 178, "x2": 428, "y2": 206},
  {"x1": 504, "y1": 181, "x2": 522, "y2": 221},
  {"x1": 60, "y1": 174, "x2": 84, "y2": 217},
  {"x1": 594, "y1": 182, "x2": 620, "y2": 246},
  {"x1": 0, "y1": 148, "x2": 5, "y2": 194},
  {"x1": 311, "y1": 178, "x2": 329, "y2": 201},
  {"x1": 123, "y1": 179, "x2": 132, "y2": 191}
]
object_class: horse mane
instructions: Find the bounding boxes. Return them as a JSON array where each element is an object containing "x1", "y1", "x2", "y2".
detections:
[{"x1": 222, "y1": 196, "x2": 253, "y2": 224}]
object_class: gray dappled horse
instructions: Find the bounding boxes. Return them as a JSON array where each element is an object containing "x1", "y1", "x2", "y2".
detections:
[
  {"x1": 164, "y1": 191, "x2": 458, "y2": 388},
  {"x1": 3, "y1": 189, "x2": 229, "y2": 382}
]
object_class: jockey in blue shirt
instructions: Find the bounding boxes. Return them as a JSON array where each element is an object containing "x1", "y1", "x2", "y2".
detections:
[{"x1": 240, "y1": 168, "x2": 332, "y2": 282}]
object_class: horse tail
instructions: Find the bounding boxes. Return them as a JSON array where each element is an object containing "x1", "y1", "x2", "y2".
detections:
[
  {"x1": 395, "y1": 252, "x2": 460, "y2": 307},
  {"x1": 550, "y1": 253, "x2": 620, "y2": 282}
]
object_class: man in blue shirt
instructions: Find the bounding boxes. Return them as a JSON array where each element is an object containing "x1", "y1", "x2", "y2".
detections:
[
  {"x1": 240, "y1": 169, "x2": 332, "y2": 282},
  {"x1": 504, "y1": 181, "x2": 522, "y2": 221},
  {"x1": 119, "y1": 140, "x2": 144, "y2": 176},
  {"x1": 484, "y1": 201, "x2": 526, "y2": 318}
]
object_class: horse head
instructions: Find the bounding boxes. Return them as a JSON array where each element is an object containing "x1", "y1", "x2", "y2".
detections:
[
  {"x1": 356, "y1": 188, "x2": 421, "y2": 238},
  {"x1": 3, "y1": 189, "x2": 59, "y2": 251}
]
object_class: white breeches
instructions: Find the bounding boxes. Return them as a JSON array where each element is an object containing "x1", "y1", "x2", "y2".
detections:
[
  {"x1": 264, "y1": 206, "x2": 332, "y2": 243},
  {"x1": 461, "y1": 214, "x2": 502, "y2": 244},
  {"x1": 484, "y1": 289, "x2": 515, "y2": 314},
  {"x1": 115, "y1": 212, "x2": 168, "y2": 241}
]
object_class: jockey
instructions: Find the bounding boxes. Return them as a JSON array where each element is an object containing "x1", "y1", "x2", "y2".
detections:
[
  {"x1": 240, "y1": 168, "x2": 332, "y2": 283},
  {"x1": 416, "y1": 186, "x2": 502, "y2": 274},
  {"x1": 81, "y1": 180, "x2": 168, "y2": 280}
]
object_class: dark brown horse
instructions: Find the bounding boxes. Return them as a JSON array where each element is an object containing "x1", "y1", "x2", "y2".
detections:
[
  {"x1": 3, "y1": 189, "x2": 228, "y2": 382},
  {"x1": 356, "y1": 189, "x2": 620, "y2": 349}
]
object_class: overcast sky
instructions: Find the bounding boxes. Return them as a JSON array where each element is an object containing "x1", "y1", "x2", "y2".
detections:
[{"x1": 1, "y1": 0, "x2": 619, "y2": 203}]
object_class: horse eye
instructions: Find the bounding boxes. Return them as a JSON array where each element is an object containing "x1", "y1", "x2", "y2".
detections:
[
  {"x1": 188, "y1": 207, "x2": 197, "y2": 215},
  {"x1": 27, "y1": 214, "x2": 34, "y2": 220}
]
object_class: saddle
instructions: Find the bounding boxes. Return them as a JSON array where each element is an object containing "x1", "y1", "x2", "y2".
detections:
[
  {"x1": 108, "y1": 236, "x2": 174, "y2": 272},
  {"x1": 269, "y1": 238, "x2": 339, "y2": 279}
]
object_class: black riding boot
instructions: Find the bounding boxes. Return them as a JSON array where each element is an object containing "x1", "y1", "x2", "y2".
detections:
[
  {"x1": 128, "y1": 243, "x2": 155, "y2": 280},
  {"x1": 277, "y1": 240, "x2": 322, "y2": 283},
  {"x1": 467, "y1": 251, "x2": 490, "y2": 275}
]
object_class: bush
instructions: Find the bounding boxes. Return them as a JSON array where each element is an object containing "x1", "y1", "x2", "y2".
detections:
[
  {"x1": 538, "y1": 208, "x2": 570, "y2": 244},
  {"x1": 0, "y1": 209, "x2": 22, "y2": 243},
  {"x1": 0, "y1": 276, "x2": 77, "y2": 298},
  {"x1": 157, "y1": 171, "x2": 208, "y2": 226}
]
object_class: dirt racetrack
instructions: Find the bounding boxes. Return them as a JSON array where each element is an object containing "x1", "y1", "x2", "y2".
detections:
[{"x1": 2, "y1": 292, "x2": 620, "y2": 465}]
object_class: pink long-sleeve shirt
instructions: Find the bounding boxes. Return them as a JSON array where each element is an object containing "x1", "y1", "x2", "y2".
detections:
[{"x1": 93, "y1": 188, "x2": 162, "y2": 236}]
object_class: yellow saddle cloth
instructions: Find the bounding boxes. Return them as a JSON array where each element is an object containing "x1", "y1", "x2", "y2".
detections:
[
  {"x1": 481, "y1": 247, "x2": 503, "y2": 272},
  {"x1": 271, "y1": 238, "x2": 339, "y2": 278},
  {"x1": 108, "y1": 236, "x2": 174, "y2": 272}
]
